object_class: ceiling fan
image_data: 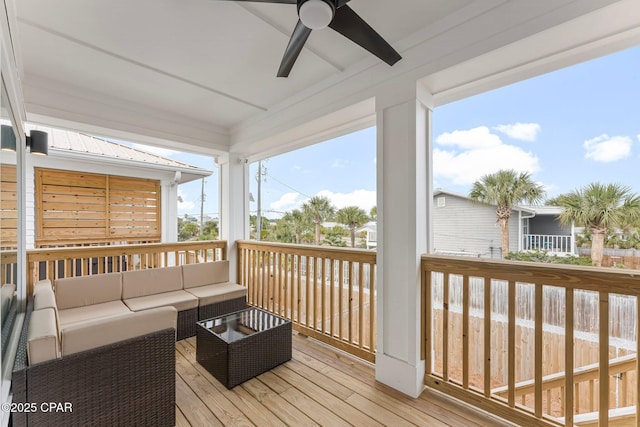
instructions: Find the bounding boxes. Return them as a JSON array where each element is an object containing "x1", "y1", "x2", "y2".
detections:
[{"x1": 219, "y1": 0, "x2": 402, "y2": 77}]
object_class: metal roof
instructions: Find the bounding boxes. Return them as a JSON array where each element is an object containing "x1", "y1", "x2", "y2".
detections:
[{"x1": 26, "y1": 124, "x2": 212, "y2": 183}]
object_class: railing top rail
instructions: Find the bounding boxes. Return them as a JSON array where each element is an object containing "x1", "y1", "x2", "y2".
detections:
[
  {"x1": 237, "y1": 240, "x2": 376, "y2": 263},
  {"x1": 27, "y1": 240, "x2": 227, "y2": 261},
  {"x1": 1, "y1": 250, "x2": 17, "y2": 263},
  {"x1": 421, "y1": 253, "x2": 640, "y2": 295}
]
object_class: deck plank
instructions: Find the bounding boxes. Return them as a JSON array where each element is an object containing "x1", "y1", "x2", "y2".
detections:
[
  {"x1": 177, "y1": 341, "x2": 287, "y2": 427},
  {"x1": 272, "y1": 364, "x2": 384, "y2": 427},
  {"x1": 175, "y1": 333, "x2": 514, "y2": 427}
]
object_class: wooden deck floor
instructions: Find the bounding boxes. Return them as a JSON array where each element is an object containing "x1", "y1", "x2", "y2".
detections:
[{"x1": 175, "y1": 333, "x2": 515, "y2": 427}]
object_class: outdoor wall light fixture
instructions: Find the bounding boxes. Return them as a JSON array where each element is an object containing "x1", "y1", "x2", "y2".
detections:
[
  {"x1": 26, "y1": 130, "x2": 49, "y2": 156},
  {"x1": 1, "y1": 125, "x2": 49, "y2": 155},
  {"x1": 1, "y1": 125, "x2": 16, "y2": 152}
]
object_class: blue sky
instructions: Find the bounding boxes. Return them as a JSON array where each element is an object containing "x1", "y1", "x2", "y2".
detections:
[{"x1": 137, "y1": 45, "x2": 640, "y2": 220}]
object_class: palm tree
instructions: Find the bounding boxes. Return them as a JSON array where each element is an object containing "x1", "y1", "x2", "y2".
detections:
[
  {"x1": 281, "y1": 209, "x2": 311, "y2": 244},
  {"x1": 556, "y1": 183, "x2": 640, "y2": 266},
  {"x1": 302, "y1": 196, "x2": 335, "y2": 245},
  {"x1": 336, "y1": 206, "x2": 370, "y2": 247},
  {"x1": 469, "y1": 169, "x2": 545, "y2": 258}
]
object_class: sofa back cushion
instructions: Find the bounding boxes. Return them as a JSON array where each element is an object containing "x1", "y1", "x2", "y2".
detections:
[
  {"x1": 55, "y1": 273, "x2": 122, "y2": 310},
  {"x1": 182, "y1": 261, "x2": 229, "y2": 289},
  {"x1": 122, "y1": 266, "x2": 183, "y2": 299}
]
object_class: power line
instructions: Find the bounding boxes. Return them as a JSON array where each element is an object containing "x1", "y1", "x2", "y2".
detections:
[{"x1": 264, "y1": 171, "x2": 313, "y2": 199}]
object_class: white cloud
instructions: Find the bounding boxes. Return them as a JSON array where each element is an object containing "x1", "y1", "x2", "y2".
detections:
[
  {"x1": 270, "y1": 192, "x2": 304, "y2": 212},
  {"x1": 494, "y1": 122, "x2": 541, "y2": 142},
  {"x1": 177, "y1": 189, "x2": 195, "y2": 211},
  {"x1": 436, "y1": 126, "x2": 502, "y2": 149},
  {"x1": 583, "y1": 134, "x2": 632, "y2": 162},
  {"x1": 131, "y1": 143, "x2": 177, "y2": 157},
  {"x1": 332, "y1": 158, "x2": 348, "y2": 168},
  {"x1": 434, "y1": 127, "x2": 539, "y2": 186},
  {"x1": 316, "y1": 189, "x2": 376, "y2": 212}
]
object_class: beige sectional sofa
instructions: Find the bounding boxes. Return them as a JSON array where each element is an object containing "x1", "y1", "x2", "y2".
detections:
[{"x1": 12, "y1": 260, "x2": 247, "y2": 426}]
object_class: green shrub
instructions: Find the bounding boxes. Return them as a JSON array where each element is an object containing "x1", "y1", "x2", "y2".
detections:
[{"x1": 506, "y1": 251, "x2": 593, "y2": 266}]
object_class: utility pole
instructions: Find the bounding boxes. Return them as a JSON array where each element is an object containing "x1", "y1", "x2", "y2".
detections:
[
  {"x1": 255, "y1": 160, "x2": 267, "y2": 240},
  {"x1": 256, "y1": 161, "x2": 262, "y2": 240}
]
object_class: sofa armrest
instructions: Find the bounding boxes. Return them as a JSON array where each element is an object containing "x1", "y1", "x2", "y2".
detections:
[
  {"x1": 27, "y1": 308, "x2": 59, "y2": 364},
  {"x1": 61, "y1": 306, "x2": 177, "y2": 357}
]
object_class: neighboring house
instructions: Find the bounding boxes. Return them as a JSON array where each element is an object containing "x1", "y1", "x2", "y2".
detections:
[
  {"x1": 18, "y1": 124, "x2": 212, "y2": 248},
  {"x1": 520, "y1": 205, "x2": 574, "y2": 254},
  {"x1": 357, "y1": 222, "x2": 377, "y2": 250},
  {"x1": 433, "y1": 189, "x2": 575, "y2": 259}
]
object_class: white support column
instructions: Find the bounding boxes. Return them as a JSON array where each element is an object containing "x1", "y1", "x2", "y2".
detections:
[
  {"x1": 160, "y1": 180, "x2": 179, "y2": 243},
  {"x1": 375, "y1": 80, "x2": 433, "y2": 398},
  {"x1": 219, "y1": 152, "x2": 250, "y2": 282}
]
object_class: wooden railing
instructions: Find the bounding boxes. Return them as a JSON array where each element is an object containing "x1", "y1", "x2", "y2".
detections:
[
  {"x1": 421, "y1": 254, "x2": 640, "y2": 427},
  {"x1": 26, "y1": 240, "x2": 227, "y2": 295},
  {"x1": 237, "y1": 240, "x2": 376, "y2": 362},
  {"x1": 1, "y1": 251, "x2": 17, "y2": 286},
  {"x1": 493, "y1": 354, "x2": 637, "y2": 414}
]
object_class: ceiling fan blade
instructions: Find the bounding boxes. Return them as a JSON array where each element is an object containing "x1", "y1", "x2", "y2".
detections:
[
  {"x1": 328, "y1": 5, "x2": 401, "y2": 66},
  {"x1": 277, "y1": 19, "x2": 312, "y2": 77}
]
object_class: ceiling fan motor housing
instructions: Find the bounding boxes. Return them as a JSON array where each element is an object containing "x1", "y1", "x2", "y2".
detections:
[{"x1": 298, "y1": 0, "x2": 336, "y2": 30}]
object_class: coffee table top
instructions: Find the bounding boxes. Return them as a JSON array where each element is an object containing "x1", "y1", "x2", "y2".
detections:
[{"x1": 197, "y1": 307, "x2": 289, "y2": 344}]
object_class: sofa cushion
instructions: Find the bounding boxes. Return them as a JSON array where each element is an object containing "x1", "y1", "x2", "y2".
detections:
[
  {"x1": 55, "y1": 272, "x2": 122, "y2": 310},
  {"x1": 184, "y1": 282, "x2": 247, "y2": 307},
  {"x1": 58, "y1": 300, "x2": 132, "y2": 329},
  {"x1": 34, "y1": 284, "x2": 57, "y2": 311},
  {"x1": 27, "y1": 308, "x2": 59, "y2": 364},
  {"x1": 61, "y1": 306, "x2": 177, "y2": 357},
  {"x1": 124, "y1": 290, "x2": 198, "y2": 312},
  {"x1": 122, "y1": 266, "x2": 183, "y2": 299},
  {"x1": 33, "y1": 279, "x2": 52, "y2": 295},
  {"x1": 182, "y1": 261, "x2": 230, "y2": 289}
]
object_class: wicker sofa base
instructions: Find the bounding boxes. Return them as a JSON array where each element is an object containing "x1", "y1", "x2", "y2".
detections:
[
  {"x1": 177, "y1": 307, "x2": 197, "y2": 340},
  {"x1": 13, "y1": 305, "x2": 176, "y2": 427},
  {"x1": 198, "y1": 297, "x2": 247, "y2": 321}
]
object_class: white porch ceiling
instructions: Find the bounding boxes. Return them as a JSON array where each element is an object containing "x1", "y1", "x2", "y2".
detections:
[{"x1": 12, "y1": 0, "x2": 640, "y2": 157}]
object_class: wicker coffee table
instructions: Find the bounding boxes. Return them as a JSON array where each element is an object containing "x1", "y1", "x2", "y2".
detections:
[{"x1": 196, "y1": 307, "x2": 292, "y2": 388}]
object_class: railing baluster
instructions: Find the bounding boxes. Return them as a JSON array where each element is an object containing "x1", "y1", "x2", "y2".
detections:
[
  {"x1": 369, "y1": 261, "x2": 375, "y2": 351},
  {"x1": 484, "y1": 277, "x2": 491, "y2": 398},
  {"x1": 508, "y1": 279, "x2": 516, "y2": 407},
  {"x1": 424, "y1": 268, "x2": 432, "y2": 373},
  {"x1": 268, "y1": 251, "x2": 274, "y2": 312},
  {"x1": 321, "y1": 257, "x2": 327, "y2": 334},
  {"x1": 443, "y1": 272, "x2": 450, "y2": 381},
  {"x1": 462, "y1": 275, "x2": 469, "y2": 389},
  {"x1": 339, "y1": 259, "x2": 344, "y2": 341},
  {"x1": 599, "y1": 291, "x2": 609, "y2": 427},
  {"x1": 312, "y1": 257, "x2": 318, "y2": 330},
  {"x1": 306, "y1": 255, "x2": 311, "y2": 327},
  {"x1": 358, "y1": 262, "x2": 364, "y2": 348},
  {"x1": 348, "y1": 261, "x2": 353, "y2": 344},
  {"x1": 566, "y1": 288, "x2": 574, "y2": 426},
  {"x1": 330, "y1": 259, "x2": 336, "y2": 337},
  {"x1": 535, "y1": 284, "x2": 543, "y2": 418}
]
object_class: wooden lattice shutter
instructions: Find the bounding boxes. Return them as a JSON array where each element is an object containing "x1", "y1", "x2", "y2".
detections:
[
  {"x1": 0, "y1": 165, "x2": 17, "y2": 249},
  {"x1": 36, "y1": 168, "x2": 161, "y2": 246}
]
